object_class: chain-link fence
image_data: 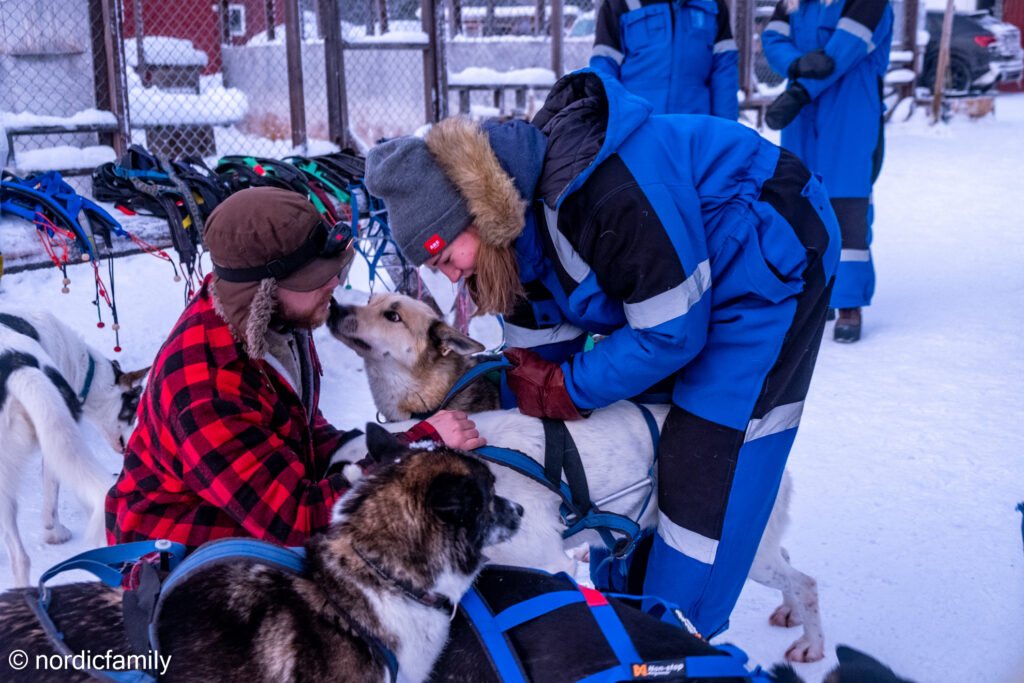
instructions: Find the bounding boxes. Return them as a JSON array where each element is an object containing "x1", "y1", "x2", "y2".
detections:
[
  {"x1": 1, "y1": 0, "x2": 125, "y2": 173},
  {"x1": 2, "y1": 0, "x2": 928, "y2": 178}
]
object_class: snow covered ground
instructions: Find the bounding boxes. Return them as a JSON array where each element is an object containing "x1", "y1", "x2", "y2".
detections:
[{"x1": 1, "y1": 95, "x2": 1022, "y2": 682}]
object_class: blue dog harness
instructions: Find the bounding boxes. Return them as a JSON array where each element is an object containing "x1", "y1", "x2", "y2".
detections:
[
  {"x1": 30, "y1": 539, "x2": 398, "y2": 683},
  {"x1": 459, "y1": 572, "x2": 777, "y2": 682}
]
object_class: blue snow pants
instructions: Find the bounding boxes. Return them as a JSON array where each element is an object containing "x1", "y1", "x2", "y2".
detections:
[{"x1": 592, "y1": 169, "x2": 839, "y2": 638}]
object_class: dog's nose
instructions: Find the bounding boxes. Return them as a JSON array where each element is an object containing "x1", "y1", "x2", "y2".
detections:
[{"x1": 328, "y1": 298, "x2": 349, "y2": 329}]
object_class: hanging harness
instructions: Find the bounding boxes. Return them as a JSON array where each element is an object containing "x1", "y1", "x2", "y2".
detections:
[
  {"x1": 460, "y1": 570, "x2": 778, "y2": 682},
  {"x1": 0, "y1": 170, "x2": 138, "y2": 348},
  {"x1": 29, "y1": 538, "x2": 399, "y2": 683},
  {"x1": 92, "y1": 146, "x2": 224, "y2": 296}
]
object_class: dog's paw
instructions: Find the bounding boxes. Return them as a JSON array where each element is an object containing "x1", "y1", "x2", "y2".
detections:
[
  {"x1": 784, "y1": 636, "x2": 825, "y2": 663},
  {"x1": 769, "y1": 604, "x2": 803, "y2": 627},
  {"x1": 569, "y1": 543, "x2": 590, "y2": 563},
  {"x1": 45, "y1": 523, "x2": 73, "y2": 544}
]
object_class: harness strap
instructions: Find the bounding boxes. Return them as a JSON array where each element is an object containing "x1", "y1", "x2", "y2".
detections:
[
  {"x1": 436, "y1": 358, "x2": 512, "y2": 413},
  {"x1": 474, "y1": 445, "x2": 571, "y2": 500},
  {"x1": 491, "y1": 589, "x2": 585, "y2": 631},
  {"x1": 574, "y1": 586, "x2": 644, "y2": 681},
  {"x1": 0, "y1": 181, "x2": 96, "y2": 258},
  {"x1": 24, "y1": 592, "x2": 144, "y2": 683},
  {"x1": 147, "y1": 539, "x2": 399, "y2": 683},
  {"x1": 79, "y1": 352, "x2": 96, "y2": 403},
  {"x1": 542, "y1": 418, "x2": 589, "y2": 516},
  {"x1": 459, "y1": 587, "x2": 529, "y2": 683},
  {"x1": 161, "y1": 154, "x2": 206, "y2": 240},
  {"x1": 37, "y1": 540, "x2": 186, "y2": 605}
]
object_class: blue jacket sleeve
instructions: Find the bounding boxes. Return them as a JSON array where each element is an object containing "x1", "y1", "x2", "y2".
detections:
[
  {"x1": 798, "y1": 0, "x2": 893, "y2": 99},
  {"x1": 761, "y1": 0, "x2": 803, "y2": 78},
  {"x1": 555, "y1": 186, "x2": 712, "y2": 409},
  {"x1": 590, "y1": 0, "x2": 623, "y2": 79},
  {"x1": 710, "y1": 0, "x2": 739, "y2": 120}
]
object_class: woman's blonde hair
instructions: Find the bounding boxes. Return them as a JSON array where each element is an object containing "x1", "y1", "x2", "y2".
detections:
[{"x1": 466, "y1": 238, "x2": 524, "y2": 316}]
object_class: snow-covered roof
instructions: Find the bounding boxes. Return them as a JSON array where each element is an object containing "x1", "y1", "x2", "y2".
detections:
[
  {"x1": 1, "y1": 109, "x2": 117, "y2": 131},
  {"x1": 124, "y1": 37, "x2": 208, "y2": 68},
  {"x1": 448, "y1": 67, "x2": 556, "y2": 87}
]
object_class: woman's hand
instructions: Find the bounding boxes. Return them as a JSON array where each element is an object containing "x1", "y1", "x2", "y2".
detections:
[{"x1": 425, "y1": 410, "x2": 486, "y2": 450}]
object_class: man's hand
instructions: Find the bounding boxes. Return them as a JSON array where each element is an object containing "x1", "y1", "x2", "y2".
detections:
[
  {"x1": 424, "y1": 410, "x2": 486, "y2": 450},
  {"x1": 504, "y1": 347, "x2": 587, "y2": 421},
  {"x1": 766, "y1": 82, "x2": 811, "y2": 131},
  {"x1": 788, "y1": 48, "x2": 835, "y2": 80}
]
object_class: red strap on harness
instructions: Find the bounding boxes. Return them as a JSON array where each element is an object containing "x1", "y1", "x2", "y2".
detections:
[{"x1": 580, "y1": 586, "x2": 609, "y2": 607}]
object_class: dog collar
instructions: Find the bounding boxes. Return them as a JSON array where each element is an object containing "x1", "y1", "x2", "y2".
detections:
[
  {"x1": 352, "y1": 543, "x2": 456, "y2": 617},
  {"x1": 79, "y1": 353, "x2": 96, "y2": 403}
]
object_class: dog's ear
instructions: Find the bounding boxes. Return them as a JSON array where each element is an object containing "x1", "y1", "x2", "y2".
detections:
[
  {"x1": 426, "y1": 472, "x2": 483, "y2": 528},
  {"x1": 429, "y1": 320, "x2": 486, "y2": 357},
  {"x1": 365, "y1": 422, "x2": 407, "y2": 465},
  {"x1": 117, "y1": 366, "x2": 150, "y2": 388}
]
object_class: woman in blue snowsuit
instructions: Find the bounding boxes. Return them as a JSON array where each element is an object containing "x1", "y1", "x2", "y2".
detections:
[
  {"x1": 762, "y1": 0, "x2": 893, "y2": 341},
  {"x1": 363, "y1": 70, "x2": 839, "y2": 639},
  {"x1": 589, "y1": 0, "x2": 739, "y2": 119}
]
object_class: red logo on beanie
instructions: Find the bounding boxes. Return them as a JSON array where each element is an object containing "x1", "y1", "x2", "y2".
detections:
[{"x1": 424, "y1": 234, "x2": 446, "y2": 255}]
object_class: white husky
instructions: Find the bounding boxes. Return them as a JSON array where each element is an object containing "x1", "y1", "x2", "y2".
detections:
[
  {"x1": 0, "y1": 310, "x2": 148, "y2": 586},
  {"x1": 327, "y1": 292, "x2": 826, "y2": 662}
]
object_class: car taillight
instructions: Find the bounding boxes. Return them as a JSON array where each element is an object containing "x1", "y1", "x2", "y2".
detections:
[{"x1": 974, "y1": 34, "x2": 997, "y2": 48}]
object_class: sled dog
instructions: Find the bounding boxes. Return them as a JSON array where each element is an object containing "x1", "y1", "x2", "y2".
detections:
[
  {"x1": 329, "y1": 292, "x2": 825, "y2": 662},
  {"x1": 0, "y1": 310, "x2": 148, "y2": 586},
  {"x1": 0, "y1": 425, "x2": 523, "y2": 683}
]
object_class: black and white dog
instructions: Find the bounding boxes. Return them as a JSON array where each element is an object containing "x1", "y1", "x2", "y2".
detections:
[
  {"x1": 328, "y1": 293, "x2": 825, "y2": 662},
  {"x1": 0, "y1": 310, "x2": 148, "y2": 586},
  {"x1": 0, "y1": 425, "x2": 523, "y2": 682}
]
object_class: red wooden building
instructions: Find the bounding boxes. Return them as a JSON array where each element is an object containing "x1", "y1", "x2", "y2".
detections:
[{"x1": 122, "y1": 1, "x2": 287, "y2": 75}]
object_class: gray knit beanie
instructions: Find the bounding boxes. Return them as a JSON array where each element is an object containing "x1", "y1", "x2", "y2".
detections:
[{"x1": 364, "y1": 136, "x2": 472, "y2": 266}]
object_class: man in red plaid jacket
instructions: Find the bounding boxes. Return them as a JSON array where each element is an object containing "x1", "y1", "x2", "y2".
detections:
[{"x1": 106, "y1": 187, "x2": 484, "y2": 549}]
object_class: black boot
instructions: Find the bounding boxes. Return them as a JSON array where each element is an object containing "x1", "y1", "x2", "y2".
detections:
[
  {"x1": 826, "y1": 308, "x2": 836, "y2": 321},
  {"x1": 833, "y1": 307, "x2": 861, "y2": 343}
]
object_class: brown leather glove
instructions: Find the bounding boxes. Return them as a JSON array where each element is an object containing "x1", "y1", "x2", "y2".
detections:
[{"x1": 504, "y1": 347, "x2": 587, "y2": 421}]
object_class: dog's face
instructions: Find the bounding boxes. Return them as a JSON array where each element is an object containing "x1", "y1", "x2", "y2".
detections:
[
  {"x1": 333, "y1": 424, "x2": 522, "y2": 577},
  {"x1": 327, "y1": 293, "x2": 484, "y2": 370},
  {"x1": 83, "y1": 358, "x2": 148, "y2": 453}
]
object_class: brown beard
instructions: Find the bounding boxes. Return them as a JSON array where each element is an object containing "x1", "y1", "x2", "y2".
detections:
[{"x1": 274, "y1": 291, "x2": 333, "y2": 329}]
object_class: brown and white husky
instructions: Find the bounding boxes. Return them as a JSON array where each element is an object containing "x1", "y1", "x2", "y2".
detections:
[
  {"x1": 328, "y1": 292, "x2": 826, "y2": 663},
  {"x1": 0, "y1": 425, "x2": 523, "y2": 683}
]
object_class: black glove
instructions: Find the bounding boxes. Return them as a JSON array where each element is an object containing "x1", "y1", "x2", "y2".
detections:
[
  {"x1": 787, "y1": 48, "x2": 836, "y2": 80},
  {"x1": 766, "y1": 83, "x2": 811, "y2": 131}
]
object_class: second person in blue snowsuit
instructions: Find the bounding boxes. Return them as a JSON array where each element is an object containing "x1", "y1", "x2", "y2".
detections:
[
  {"x1": 762, "y1": 0, "x2": 893, "y2": 341},
  {"x1": 363, "y1": 70, "x2": 839, "y2": 642},
  {"x1": 590, "y1": 0, "x2": 739, "y2": 118}
]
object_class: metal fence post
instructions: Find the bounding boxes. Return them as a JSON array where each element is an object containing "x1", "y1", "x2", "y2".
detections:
[
  {"x1": 284, "y1": 0, "x2": 308, "y2": 149},
  {"x1": 551, "y1": 0, "x2": 564, "y2": 78},
  {"x1": 931, "y1": 0, "x2": 955, "y2": 123},
  {"x1": 735, "y1": 0, "x2": 755, "y2": 98},
  {"x1": 97, "y1": 0, "x2": 131, "y2": 157},
  {"x1": 422, "y1": 0, "x2": 442, "y2": 123},
  {"x1": 320, "y1": 0, "x2": 351, "y2": 149}
]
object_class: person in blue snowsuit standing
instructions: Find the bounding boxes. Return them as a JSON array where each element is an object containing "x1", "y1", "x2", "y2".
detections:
[
  {"x1": 762, "y1": 0, "x2": 893, "y2": 341},
  {"x1": 589, "y1": 0, "x2": 739, "y2": 118},
  {"x1": 363, "y1": 70, "x2": 839, "y2": 641}
]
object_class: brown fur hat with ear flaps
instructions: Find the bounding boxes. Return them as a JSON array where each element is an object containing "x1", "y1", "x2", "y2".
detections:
[{"x1": 423, "y1": 118, "x2": 527, "y2": 251}]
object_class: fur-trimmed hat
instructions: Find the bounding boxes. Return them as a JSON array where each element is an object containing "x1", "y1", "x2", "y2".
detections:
[
  {"x1": 364, "y1": 118, "x2": 547, "y2": 266},
  {"x1": 204, "y1": 187, "x2": 351, "y2": 358}
]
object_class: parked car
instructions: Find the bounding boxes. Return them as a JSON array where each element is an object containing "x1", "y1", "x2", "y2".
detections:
[
  {"x1": 568, "y1": 9, "x2": 595, "y2": 39},
  {"x1": 921, "y1": 10, "x2": 1024, "y2": 94}
]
